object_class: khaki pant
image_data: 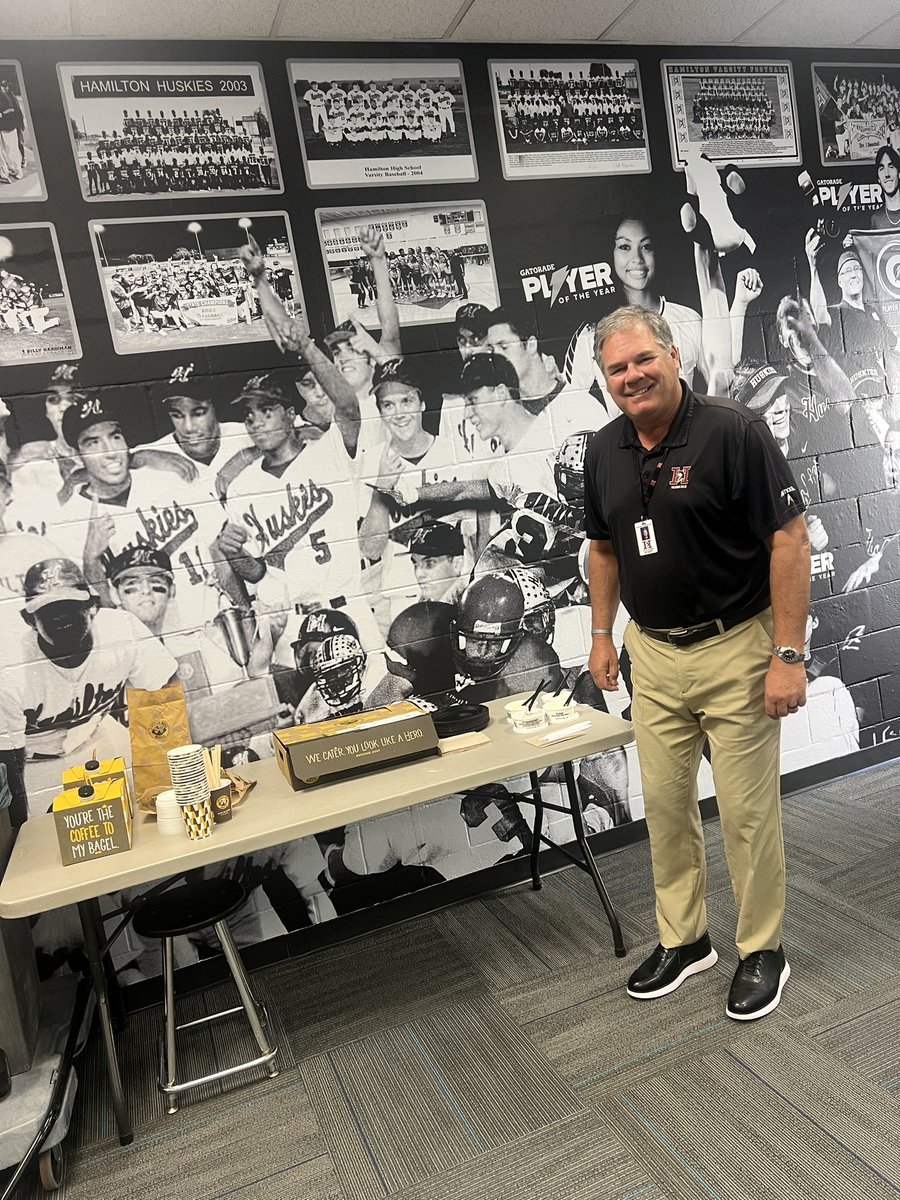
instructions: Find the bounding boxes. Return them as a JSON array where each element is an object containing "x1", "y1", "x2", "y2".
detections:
[{"x1": 623, "y1": 610, "x2": 785, "y2": 958}]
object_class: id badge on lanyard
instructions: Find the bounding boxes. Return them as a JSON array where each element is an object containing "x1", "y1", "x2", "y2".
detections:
[{"x1": 634, "y1": 518, "x2": 658, "y2": 555}]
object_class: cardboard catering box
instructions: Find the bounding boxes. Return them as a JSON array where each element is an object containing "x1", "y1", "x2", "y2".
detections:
[
  {"x1": 53, "y1": 777, "x2": 133, "y2": 867},
  {"x1": 62, "y1": 755, "x2": 133, "y2": 816},
  {"x1": 273, "y1": 702, "x2": 439, "y2": 790}
]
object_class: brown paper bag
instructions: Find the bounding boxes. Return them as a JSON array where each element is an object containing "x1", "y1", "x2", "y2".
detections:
[{"x1": 126, "y1": 682, "x2": 192, "y2": 801}]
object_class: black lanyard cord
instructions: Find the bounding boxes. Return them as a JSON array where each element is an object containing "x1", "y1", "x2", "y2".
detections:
[{"x1": 633, "y1": 447, "x2": 671, "y2": 520}]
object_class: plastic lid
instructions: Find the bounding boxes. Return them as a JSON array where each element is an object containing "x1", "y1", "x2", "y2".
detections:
[
  {"x1": 84, "y1": 758, "x2": 100, "y2": 771},
  {"x1": 77, "y1": 784, "x2": 94, "y2": 798},
  {"x1": 155, "y1": 790, "x2": 179, "y2": 813}
]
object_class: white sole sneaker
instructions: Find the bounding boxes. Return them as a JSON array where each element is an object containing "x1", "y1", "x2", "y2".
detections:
[
  {"x1": 726, "y1": 961, "x2": 791, "y2": 1021},
  {"x1": 627, "y1": 947, "x2": 719, "y2": 1000}
]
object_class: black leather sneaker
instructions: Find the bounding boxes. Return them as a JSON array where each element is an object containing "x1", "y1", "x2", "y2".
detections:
[
  {"x1": 725, "y1": 945, "x2": 790, "y2": 1020},
  {"x1": 626, "y1": 932, "x2": 718, "y2": 999}
]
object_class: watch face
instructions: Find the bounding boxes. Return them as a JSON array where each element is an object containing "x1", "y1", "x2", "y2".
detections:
[{"x1": 776, "y1": 647, "x2": 802, "y2": 664}]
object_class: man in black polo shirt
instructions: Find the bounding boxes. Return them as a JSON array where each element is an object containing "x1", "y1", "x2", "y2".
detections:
[{"x1": 585, "y1": 305, "x2": 810, "y2": 1021}]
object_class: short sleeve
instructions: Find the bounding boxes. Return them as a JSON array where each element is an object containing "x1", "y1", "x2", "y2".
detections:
[
  {"x1": 583, "y1": 442, "x2": 610, "y2": 541},
  {"x1": 732, "y1": 418, "x2": 806, "y2": 540}
]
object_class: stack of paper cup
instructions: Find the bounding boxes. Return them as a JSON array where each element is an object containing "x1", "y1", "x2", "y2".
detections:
[
  {"x1": 155, "y1": 788, "x2": 185, "y2": 837},
  {"x1": 166, "y1": 744, "x2": 213, "y2": 841}
]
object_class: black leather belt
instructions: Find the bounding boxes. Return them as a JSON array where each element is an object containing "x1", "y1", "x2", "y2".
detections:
[{"x1": 638, "y1": 605, "x2": 766, "y2": 648}]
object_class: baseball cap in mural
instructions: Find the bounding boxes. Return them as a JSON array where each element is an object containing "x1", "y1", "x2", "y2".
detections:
[
  {"x1": 322, "y1": 319, "x2": 356, "y2": 349},
  {"x1": 406, "y1": 522, "x2": 465, "y2": 558},
  {"x1": 454, "y1": 303, "x2": 490, "y2": 339},
  {"x1": 61, "y1": 392, "x2": 128, "y2": 448},
  {"x1": 371, "y1": 357, "x2": 421, "y2": 398},
  {"x1": 733, "y1": 363, "x2": 792, "y2": 413},
  {"x1": 154, "y1": 376, "x2": 219, "y2": 408},
  {"x1": 22, "y1": 558, "x2": 94, "y2": 613},
  {"x1": 459, "y1": 350, "x2": 521, "y2": 395},
  {"x1": 232, "y1": 373, "x2": 296, "y2": 409},
  {"x1": 837, "y1": 249, "x2": 862, "y2": 276},
  {"x1": 105, "y1": 545, "x2": 174, "y2": 586}
]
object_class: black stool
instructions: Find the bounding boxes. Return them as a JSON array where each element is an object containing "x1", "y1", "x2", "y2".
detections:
[{"x1": 132, "y1": 877, "x2": 278, "y2": 1113}]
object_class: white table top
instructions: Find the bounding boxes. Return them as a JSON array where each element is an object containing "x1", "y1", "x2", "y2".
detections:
[{"x1": 0, "y1": 696, "x2": 633, "y2": 919}]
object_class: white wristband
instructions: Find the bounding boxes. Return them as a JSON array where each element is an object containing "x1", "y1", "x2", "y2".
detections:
[{"x1": 591, "y1": 628, "x2": 613, "y2": 636}]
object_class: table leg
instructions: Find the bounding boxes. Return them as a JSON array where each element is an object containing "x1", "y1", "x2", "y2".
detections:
[
  {"x1": 77, "y1": 898, "x2": 133, "y2": 1145},
  {"x1": 528, "y1": 771, "x2": 544, "y2": 890},
  {"x1": 562, "y1": 759, "x2": 627, "y2": 958}
]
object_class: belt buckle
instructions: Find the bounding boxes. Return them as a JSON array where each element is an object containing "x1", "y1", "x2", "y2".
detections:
[{"x1": 665, "y1": 627, "x2": 694, "y2": 647}]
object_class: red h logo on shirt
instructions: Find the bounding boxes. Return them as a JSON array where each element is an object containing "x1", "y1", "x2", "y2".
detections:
[{"x1": 669, "y1": 466, "x2": 692, "y2": 489}]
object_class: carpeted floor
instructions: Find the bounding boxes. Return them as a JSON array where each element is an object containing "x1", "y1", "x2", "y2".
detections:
[{"x1": 15, "y1": 760, "x2": 900, "y2": 1199}]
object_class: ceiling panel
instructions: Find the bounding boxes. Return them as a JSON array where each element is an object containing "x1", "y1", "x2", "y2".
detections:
[
  {"x1": 0, "y1": 0, "x2": 70, "y2": 39},
  {"x1": 276, "y1": 0, "x2": 463, "y2": 40},
  {"x1": 736, "y1": 0, "x2": 900, "y2": 46},
  {"x1": 77, "y1": 0, "x2": 282, "y2": 39},
  {"x1": 599, "y1": 0, "x2": 782, "y2": 44},
  {"x1": 454, "y1": 0, "x2": 630, "y2": 43},
  {"x1": 856, "y1": 15, "x2": 900, "y2": 48}
]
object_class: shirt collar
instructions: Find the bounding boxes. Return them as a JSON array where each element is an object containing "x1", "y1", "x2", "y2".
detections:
[{"x1": 617, "y1": 382, "x2": 695, "y2": 451}]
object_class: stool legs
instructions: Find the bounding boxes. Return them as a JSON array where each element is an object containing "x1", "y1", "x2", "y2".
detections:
[
  {"x1": 162, "y1": 937, "x2": 179, "y2": 1113},
  {"x1": 215, "y1": 921, "x2": 279, "y2": 1079},
  {"x1": 156, "y1": 920, "x2": 279, "y2": 1113}
]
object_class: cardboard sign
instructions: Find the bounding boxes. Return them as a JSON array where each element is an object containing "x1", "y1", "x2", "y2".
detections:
[{"x1": 53, "y1": 776, "x2": 133, "y2": 867}]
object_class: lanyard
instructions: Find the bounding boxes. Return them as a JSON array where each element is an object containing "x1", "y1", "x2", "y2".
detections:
[{"x1": 633, "y1": 447, "x2": 670, "y2": 520}]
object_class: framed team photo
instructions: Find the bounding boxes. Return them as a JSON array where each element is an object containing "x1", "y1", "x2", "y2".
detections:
[
  {"x1": 57, "y1": 61, "x2": 282, "y2": 202},
  {"x1": 812, "y1": 63, "x2": 900, "y2": 165},
  {"x1": 661, "y1": 60, "x2": 801, "y2": 170},
  {"x1": 316, "y1": 200, "x2": 499, "y2": 329},
  {"x1": 0, "y1": 62, "x2": 47, "y2": 202},
  {"x1": 287, "y1": 58, "x2": 478, "y2": 188},
  {"x1": 88, "y1": 211, "x2": 304, "y2": 356},
  {"x1": 489, "y1": 58, "x2": 651, "y2": 180},
  {"x1": 0, "y1": 224, "x2": 81, "y2": 365}
]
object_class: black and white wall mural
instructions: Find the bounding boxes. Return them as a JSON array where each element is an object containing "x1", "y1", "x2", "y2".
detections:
[{"x1": 0, "y1": 38, "x2": 897, "y2": 983}]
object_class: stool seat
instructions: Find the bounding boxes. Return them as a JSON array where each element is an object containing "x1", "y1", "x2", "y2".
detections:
[{"x1": 132, "y1": 878, "x2": 246, "y2": 938}]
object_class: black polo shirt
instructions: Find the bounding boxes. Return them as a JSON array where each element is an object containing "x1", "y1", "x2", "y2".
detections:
[{"x1": 583, "y1": 384, "x2": 806, "y2": 629}]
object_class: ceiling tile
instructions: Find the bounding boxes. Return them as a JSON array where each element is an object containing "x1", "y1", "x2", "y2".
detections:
[
  {"x1": 78, "y1": 0, "x2": 282, "y2": 39},
  {"x1": 276, "y1": 0, "x2": 463, "y2": 40},
  {"x1": 855, "y1": 14, "x2": 900, "y2": 48},
  {"x1": 454, "y1": 0, "x2": 630, "y2": 42},
  {"x1": 0, "y1": 0, "x2": 70, "y2": 38},
  {"x1": 736, "y1": 0, "x2": 900, "y2": 46},
  {"x1": 600, "y1": 0, "x2": 782, "y2": 44}
]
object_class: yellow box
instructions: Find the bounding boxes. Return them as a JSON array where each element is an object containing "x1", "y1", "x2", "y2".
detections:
[
  {"x1": 52, "y1": 776, "x2": 133, "y2": 867},
  {"x1": 62, "y1": 756, "x2": 133, "y2": 817}
]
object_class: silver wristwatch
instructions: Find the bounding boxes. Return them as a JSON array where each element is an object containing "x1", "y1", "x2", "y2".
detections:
[{"x1": 772, "y1": 645, "x2": 804, "y2": 664}]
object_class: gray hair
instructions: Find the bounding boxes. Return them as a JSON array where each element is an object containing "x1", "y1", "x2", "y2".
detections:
[{"x1": 593, "y1": 305, "x2": 675, "y2": 370}]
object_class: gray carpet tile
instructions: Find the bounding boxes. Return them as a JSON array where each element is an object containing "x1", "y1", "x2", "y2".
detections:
[
  {"x1": 819, "y1": 842, "x2": 900, "y2": 923},
  {"x1": 68, "y1": 971, "x2": 296, "y2": 1148},
  {"x1": 795, "y1": 979, "x2": 900, "y2": 1093},
  {"x1": 269, "y1": 916, "x2": 487, "y2": 1060},
  {"x1": 780, "y1": 805, "x2": 900, "y2": 879},
  {"x1": 41, "y1": 1068, "x2": 335, "y2": 1200},
  {"x1": 795, "y1": 761, "x2": 900, "y2": 809},
  {"x1": 473, "y1": 874, "x2": 651, "y2": 973},
  {"x1": 432, "y1": 895, "x2": 557, "y2": 990},
  {"x1": 301, "y1": 995, "x2": 584, "y2": 1200},
  {"x1": 510, "y1": 933, "x2": 758, "y2": 1106},
  {"x1": 606, "y1": 1030, "x2": 900, "y2": 1200},
  {"x1": 386, "y1": 1111, "x2": 668, "y2": 1200},
  {"x1": 782, "y1": 787, "x2": 900, "y2": 842}
]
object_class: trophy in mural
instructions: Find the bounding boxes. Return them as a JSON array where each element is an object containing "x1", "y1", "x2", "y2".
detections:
[{"x1": 213, "y1": 603, "x2": 259, "y2": 681}]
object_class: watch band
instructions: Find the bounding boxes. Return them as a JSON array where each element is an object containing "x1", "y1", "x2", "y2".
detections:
[{"x1": 591, "y1": 628, "x2": 613, "y2": 636}]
